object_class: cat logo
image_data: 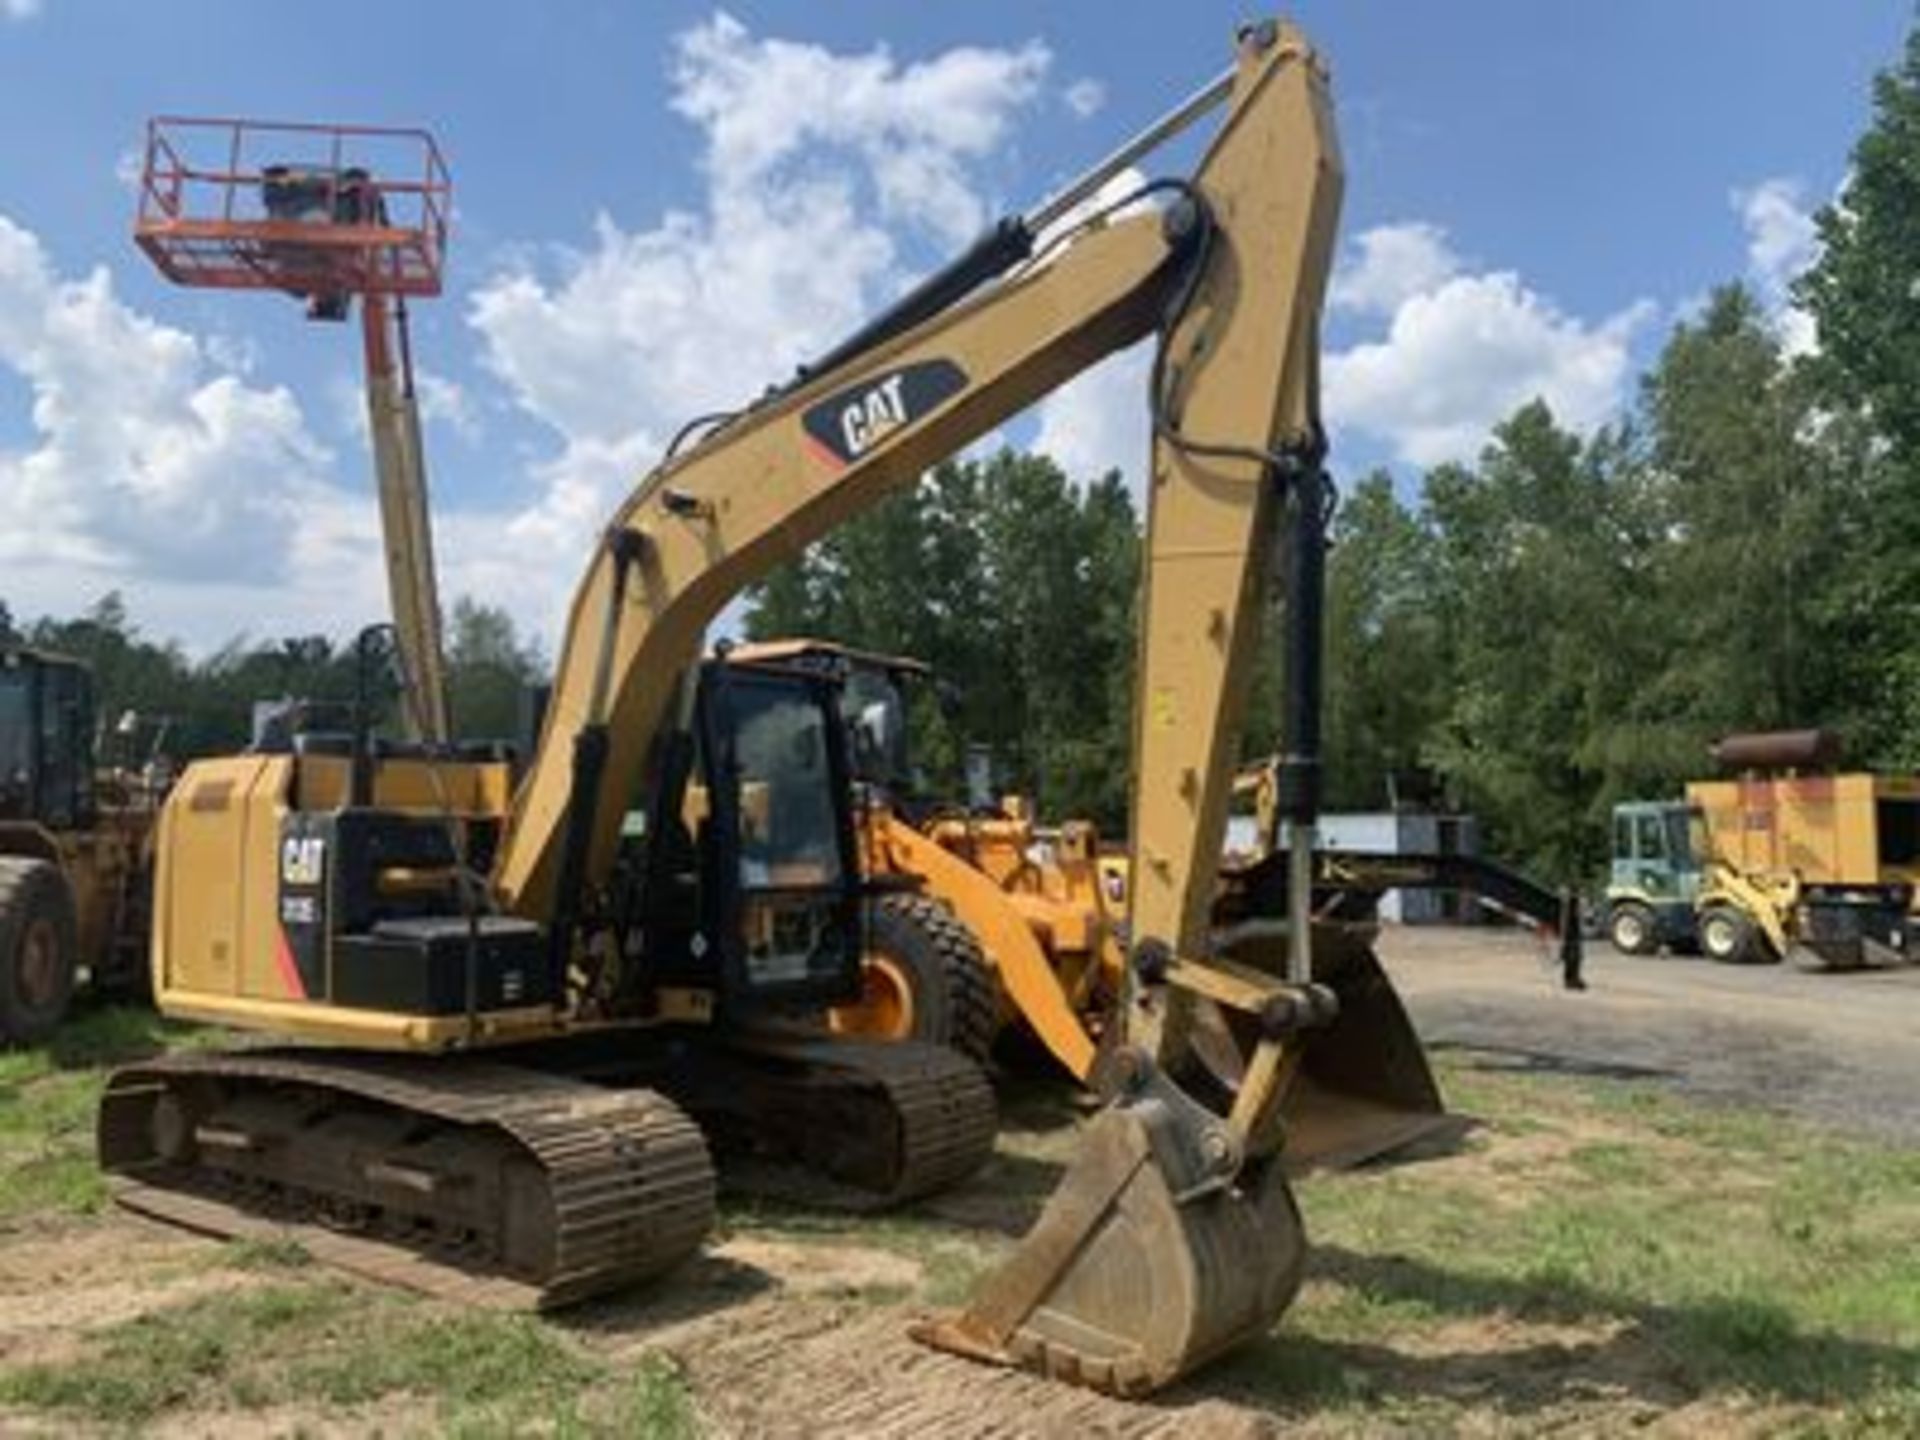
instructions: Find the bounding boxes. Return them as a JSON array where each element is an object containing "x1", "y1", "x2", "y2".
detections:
[
  {"x1": 801, "y1": 358, "x2": 968, "y2": 470},
  {"x1": 281, "y1": 834, "x2": 327, "y2": 887},
  {"x1": 839, "y1": 373, "x2": 910, "y2": 458}
]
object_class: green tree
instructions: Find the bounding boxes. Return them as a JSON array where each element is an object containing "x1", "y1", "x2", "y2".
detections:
[
  {"x1": 1799, "y1": 25, "x2": 1920, "y2": 461},
  {"x1": 1319, "y1": 471, "x2": 1446, "y2": 808},
  {"x1": 1637, "y1": 285, "x2": 1862, "y2": 743},
  {"x1": 445, "y1": 598, "x2": 544, "y2": 743},
  {"x1": 1795, "y1": 23, "x2": 1920, "y2": 761},
  {"x1": 1420, "y1": 403, "x2": 1654, "y2": 880},
  {"x1": 741, "y1": 452, "x2": 1143, "y2": 828}
]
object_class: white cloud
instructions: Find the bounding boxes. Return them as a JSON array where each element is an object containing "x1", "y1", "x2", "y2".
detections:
[
  {"x1": 1734, "y1": 177, "x2": 1819, "y2": 356},
  {"x1": 1329, "y1": 222, "x2": 1459, "y2": 316},
  {"x1": 416, "y1": 370, "x2": 480, "y2": 442},
  {"x1": 2, "y1": 17, "x2": 1061, "y2": 654},
  {"x1": 1324, "y1": 222, "x2": 1653, "y2": 467},
  {"x1": 468, "y1": 13, "x2": 1054, "y2": 634},
  {"x1": 1022, "y1": 165, "x2": 1158, "y2": 493},
  {"x1": 0, "y1": 214, "x2": 432, "y2": 648},
  {"x1": 1031, "y1": 342, "x2": 1150, "y2": 488},
  {"x1": 1064, "y1": 78, "x2": 1106, "y2": 119},
  {"x1": 0, "y1": 215, "x2": 337, "y2": 585},
  {"x1": 330, "y1": 365, "x2": 481, "y2": 450},
  {"x1": 2, "y1": 0, "x2": 41, "y2": 22},
  {"x1": 672, "y1": 14, "x2": 1047, "y2": 248}
]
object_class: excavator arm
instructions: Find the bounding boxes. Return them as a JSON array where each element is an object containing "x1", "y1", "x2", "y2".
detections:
[
  {"x1": 485, "y1": 18, "x2": 1341, "y2": 1395},
  {"x1": 495, "y1": 18, "x2": 1337, "y2": 974}
]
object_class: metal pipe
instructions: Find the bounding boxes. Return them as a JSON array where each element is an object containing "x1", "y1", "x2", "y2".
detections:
[
  {"x1": 1024, "y1": 69, "x2": 1233, "y2": 236},
  {"x1": 789, "y1": 66, "x2": 1233, "y2": 392},
  {"x1": 1278, "y1": 466, "x2": 1328, "y2": 987}
]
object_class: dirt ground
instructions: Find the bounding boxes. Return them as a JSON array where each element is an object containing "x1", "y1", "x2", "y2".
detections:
[
  {"x1": 1387, "y1": 923, "x2": 1920, "y2": 1144},
  {"x1": 1, "y1": 925, "x2": 1914, "y2": 1437}
]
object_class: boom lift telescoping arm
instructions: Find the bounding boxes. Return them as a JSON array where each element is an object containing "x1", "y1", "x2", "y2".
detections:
[
  {"x1": 488, "y1": 20, "x2": 1342, "y2": 1390},
  {"x1": 360, "y1": 290, "x2": 452, "y2": 745}
]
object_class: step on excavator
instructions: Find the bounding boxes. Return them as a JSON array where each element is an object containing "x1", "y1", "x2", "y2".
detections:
[{"x1": 99, "y1": 18, "x2": 1412, "y2": 1396}]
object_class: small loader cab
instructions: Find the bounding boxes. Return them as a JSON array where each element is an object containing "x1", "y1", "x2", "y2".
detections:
[
  {"x1": 1604, "y1": 799, "x2": 1701, "y2": 954},
  {"x1": 0, "y1": 650, "x2": 95, "y2": 829},
  {"x1": 1609, "y1": 800, "x2": 1698, "y2": 902}
]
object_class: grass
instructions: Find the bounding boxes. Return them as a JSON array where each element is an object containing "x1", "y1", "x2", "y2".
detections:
[
  {"x1": 1204, "y1": 1049, "x2": 1920, "y2": 1432},
  {"x1": 2, "y1": 1013, "x2": 1916, "y2": 1434},
  {"x1": 0, "y1": 1278, "x2": 700, "y2": 1435},
  {"x1": 0, "y1": 1005, "x2": 217, "y2": 1223}
]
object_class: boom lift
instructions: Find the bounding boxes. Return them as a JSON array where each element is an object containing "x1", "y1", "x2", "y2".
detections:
[
  {"x1": 102, "y1": 19, "x2": 1348, "y2": 1395},
  {"x1": 132, "y1": 118, "x2": 454, "y2": 741}
]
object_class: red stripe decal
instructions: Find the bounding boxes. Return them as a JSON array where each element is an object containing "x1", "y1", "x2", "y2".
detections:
[
  {"x1": 803, "y1": 431, "x2": 848, "y2": 472},
  {"x1": 273, "y1": 927, "x2": 307, "y2": 1000}
]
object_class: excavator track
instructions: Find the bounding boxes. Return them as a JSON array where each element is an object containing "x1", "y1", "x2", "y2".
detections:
[
  {"x1": 97, "y1": 1049, "x2": 715, "y2": 1309},
  {"x1": 649, "y1": 1032, "x2": 998, "y2": 1212}
]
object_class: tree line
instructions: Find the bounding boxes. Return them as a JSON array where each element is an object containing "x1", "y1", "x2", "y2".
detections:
[
  {"x1": 9, "y1": 27, "x2": 1918, "y2": 887},
  {"x1": 0, "y1": 593, "x2": 545, "y2": 762}
]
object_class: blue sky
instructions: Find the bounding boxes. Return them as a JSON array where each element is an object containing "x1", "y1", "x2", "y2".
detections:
[{"x1": 0, "y1": 2, "x2": 1908, "y2": 649}]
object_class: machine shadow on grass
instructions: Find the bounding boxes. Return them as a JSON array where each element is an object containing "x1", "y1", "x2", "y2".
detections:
[
  {"x1": 34, "y1": 1005, "x2": 184, "y2": 1072},
  {"x1": 1429, "y1": 1040, "x2": 1677, "y2": 1086},
  {"x1": 1197, "y1": 1245, "x2": 1919, "y2": 1417}
]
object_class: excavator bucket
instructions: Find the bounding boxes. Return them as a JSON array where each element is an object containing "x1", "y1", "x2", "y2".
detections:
[
  {"x1": 1281, "y1": 932, "x2": 1467, "y2": 1170},
  {"x1": 1188, "y1": 925, "x2": 1465, "y2": 1173},
  {"x1": 912, "y1": 1052, "x2": 1305, "y2": 1396}
]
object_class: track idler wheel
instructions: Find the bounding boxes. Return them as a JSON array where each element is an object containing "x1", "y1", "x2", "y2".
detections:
[{"x1": 912, "y1": 1049, "x2": 1306, "y2": 1396}]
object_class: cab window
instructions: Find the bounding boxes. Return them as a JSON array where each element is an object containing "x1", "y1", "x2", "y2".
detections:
[{"x1": 1634, "y1": 812, "x2": 1666, "y2": 860}]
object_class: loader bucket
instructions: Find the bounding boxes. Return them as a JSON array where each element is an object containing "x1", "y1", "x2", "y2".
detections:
[
  {"x1": 1206, "y1": 925, "x2": 1467, "y2": 1172},
  {"x1": 912, "y1": 1052, "x2": 1306, "y2": 1396}
]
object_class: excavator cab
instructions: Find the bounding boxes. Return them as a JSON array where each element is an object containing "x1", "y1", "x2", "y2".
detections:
[
  {"x1": 681, "y1": 660, "x2": 865, "y2": 1010},
  {"x1": 605, "y1": 655, "x2": 868, "y2": 1015}
]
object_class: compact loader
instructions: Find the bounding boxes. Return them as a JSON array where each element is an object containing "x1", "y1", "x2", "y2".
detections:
[
  {"x1": 96, "y1": 20, "x2": 1457, "y2": 1395},
  {"x1": 1606, "y1": 729, "x2": 1916, "y2": 969}
]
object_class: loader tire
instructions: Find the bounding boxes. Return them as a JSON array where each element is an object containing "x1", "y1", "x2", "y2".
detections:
[
  {"x1": 832, "y1": 895, "x2": 996, "y2": 1063},
  {"x1": 0, "y1": 858, "x2": 78, "y2": 1046},
  {"x1": 1699, "y1": 904, "x2": 1770, "y2": 965},
  {"x1": 1607, "y1": 901, "x2": 1660, "y2": 957}
]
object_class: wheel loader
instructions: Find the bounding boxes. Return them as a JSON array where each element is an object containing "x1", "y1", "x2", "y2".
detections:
[
  {"x1": 0, "y1": 646, "x2": 160, "y2": 1043},
  {"x1": 98, "y1": 19, "x2": 1436, "y2": 1395},
  {"x1": 732, "y1": 639, "x2": 1580, "y2": 1173}
]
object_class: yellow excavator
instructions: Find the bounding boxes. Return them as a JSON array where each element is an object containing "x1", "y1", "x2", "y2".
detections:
[{"x1": 102, "y1": 19, "x2": 1358, "y2": 1395}]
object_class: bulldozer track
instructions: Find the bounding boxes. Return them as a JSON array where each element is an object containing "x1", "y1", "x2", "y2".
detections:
[{"x1": 98, "y1": 1048, "x2": 715, "y2": 1309}]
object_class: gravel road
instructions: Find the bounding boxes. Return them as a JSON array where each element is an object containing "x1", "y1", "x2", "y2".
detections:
[{"x1": 1377, "y1": 923, "x2": 1920, "y2": 1145}]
